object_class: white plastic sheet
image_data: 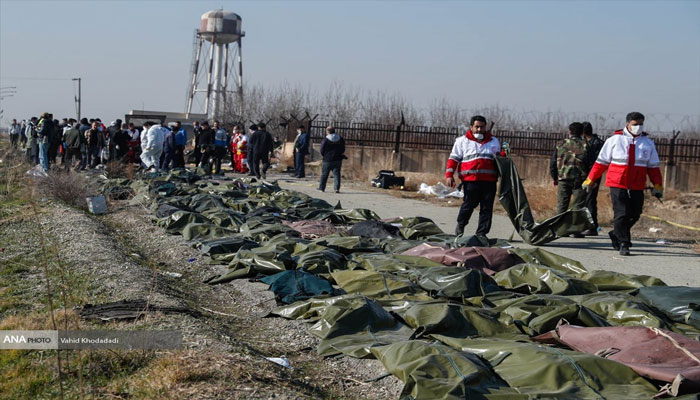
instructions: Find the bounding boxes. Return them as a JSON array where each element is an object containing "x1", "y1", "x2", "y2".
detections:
[{"x1": 417, "y1": 182, "x2": 463, "y2": 198}]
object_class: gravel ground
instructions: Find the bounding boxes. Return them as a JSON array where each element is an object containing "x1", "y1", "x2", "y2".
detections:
[{"x1": 104, "y1": 197, "x2": 403, "y2": 399}]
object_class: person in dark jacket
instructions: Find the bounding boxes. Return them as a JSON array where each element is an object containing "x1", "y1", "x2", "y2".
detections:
[
  {"x1": 48, "y1": 117, "x2": 61, "y2": 166},
  {"x1": 318, "y1": 126, "x2": 346, "y2": 193},
  {"x1": 160, "y1": 125, "x2": 176, "y2": 171},
  {"x1": 63, "y1": 122, "x2": 84, "y2": 171},
  {"x1": 293, "y1": 125, "x2": 310, "y2": 178},
  {"x1": 112, "y1": 122, "x2": 130, "y2": 161},
  {"x1": 172, "y1": 121, "x2": 187, "y2": 168},
  {"x1": 192, "y1": 120, "x2": 202, "y2": 165},
  {"x1": 581, "y1": 121, "x2": 605, "y2": 236},
  {"x1": 198, "y1": 121, "x2": 215, "y2": 173},
  {"x1": 212, "y1": 120, "x2": 229, "y2": 175},
  {"x1": 106, "y1": 119, "x2": 123, "y2": 161},
  {"x1": 85, "y1": 121, "x2": 105, "y2": 168},
  {"x1": 248, "y1": 122, "x2": 274, "y2": 179}
]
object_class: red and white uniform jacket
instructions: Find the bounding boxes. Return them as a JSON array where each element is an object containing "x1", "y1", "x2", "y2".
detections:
[
  {"x1": 587, "y1": 128, "x2": 662, "y2": 191},
  {"x1": 231, "y1": 134, "x2": 240, "y2": 154},
  {"x1": 445, "y1": 130, "x2": 500, "y2": 182}
]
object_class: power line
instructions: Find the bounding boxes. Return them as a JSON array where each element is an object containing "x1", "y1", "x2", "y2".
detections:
[{"x1": 0, "y1": 76, "x2": 73, "y2": 81}]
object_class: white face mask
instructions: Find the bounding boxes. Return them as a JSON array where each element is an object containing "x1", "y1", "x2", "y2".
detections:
[
  {"x1": 629, "y1": 125, "x2": 642, "y2": 135},
  {"x1": 474, "y1": 133, "x2": 484, "y2": 140}
]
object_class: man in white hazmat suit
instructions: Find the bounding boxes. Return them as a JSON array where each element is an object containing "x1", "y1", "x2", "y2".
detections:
[{"x1": 140, "y1": 121, "x2": 165, "y2": 171}]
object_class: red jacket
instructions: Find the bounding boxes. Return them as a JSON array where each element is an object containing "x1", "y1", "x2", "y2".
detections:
[
  {"x1": 587, "y1": 129, "x2": 662, "y2": 190},
  {"x1": 445, "y1": 130, "x2": 500, "y2": 182}
]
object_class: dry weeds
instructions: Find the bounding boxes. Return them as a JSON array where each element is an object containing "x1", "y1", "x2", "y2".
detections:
[{"x1": 36, "y1": 171, "x2": 90, "y2": 210}]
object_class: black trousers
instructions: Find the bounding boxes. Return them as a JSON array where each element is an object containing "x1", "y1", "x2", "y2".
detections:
[
  {"x1": 173, "y1": 146, "x2": 185, "y2": 168},
  {"x1": 294, "y1": 152, "x2": 306, "y2": 177},
  {"x1": 250, "y1": 153, "x2": 269, "y2": 178},
  {"x1": 457, "y1": 181, "x2": 497, "y2": 236},
  {"x1": 213, "y1": 146, "x2": 226, "y2": 175},
  {"x1": 610, "y1": 187, "x2": 644, "y2": 246},
  {"x1": 585, "y1": 182, "x2": 601, "y2": 228}
]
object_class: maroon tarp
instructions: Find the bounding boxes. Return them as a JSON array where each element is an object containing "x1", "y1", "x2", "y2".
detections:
[
  {"x1": 401, "y1": 243, "x2": 522, "y2": 275},
  {"x1": 534, "y1": 325, "x2": 700, "y2": 396}
]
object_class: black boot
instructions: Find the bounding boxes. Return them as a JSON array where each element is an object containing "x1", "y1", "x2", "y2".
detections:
[
  {"x1": 619, "y1": 243, "x2": 631, "y2": 256},
  {"x1": 608, "y1": 231, "x2": 620, "y2": 250},
  {"x1": 455, "y1": 224, "x2": 465, "y2": 236}
]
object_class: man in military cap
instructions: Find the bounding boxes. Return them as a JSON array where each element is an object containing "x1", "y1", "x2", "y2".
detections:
[{"x1": 549, "y1": 122, "x2": 589, "y2": 237}]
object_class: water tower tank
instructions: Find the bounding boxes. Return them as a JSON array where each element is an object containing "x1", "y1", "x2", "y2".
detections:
[{"x1": 200, "y1": 10, "x2": 242, "y2": 44}]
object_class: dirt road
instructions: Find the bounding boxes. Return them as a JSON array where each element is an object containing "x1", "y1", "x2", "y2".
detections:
[{"x1": 276, "y1": 174, "x2": 699, "y2": 287}]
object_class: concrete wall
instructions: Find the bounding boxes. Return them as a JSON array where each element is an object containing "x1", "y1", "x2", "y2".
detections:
[{"x1": 286, "y1": 144, "x2": 700, "y2": 192}]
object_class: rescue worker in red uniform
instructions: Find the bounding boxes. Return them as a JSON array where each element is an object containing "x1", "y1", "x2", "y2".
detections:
[
  {"x1": 237, "y1": 127, "x2": 250, "y2": 174},
  {"x1": 230, "y1": 125, "x2": 241, "y2": 171},
  {"x1": 445, "y1": 115, "x2": 501, "y2": 237},
  {"x1": 583, "y1": 112, "x2": 663, "y2": 256}
]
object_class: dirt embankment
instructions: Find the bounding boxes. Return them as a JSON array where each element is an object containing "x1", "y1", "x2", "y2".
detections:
[{"x1": 0, "y1": 160, "x2": 401, "y2": 398}]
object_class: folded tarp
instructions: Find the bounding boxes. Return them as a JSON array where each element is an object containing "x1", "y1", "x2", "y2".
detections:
[
  {"x1": 406, "y1": 266, "x2": 501, "y2": 299},
  {"x1": 401, "y1": 243, "x2": 522, "y2": 275},
  {"x1": 431, "y1": 335, "x2": 660, "y2": 399},
  {"x1": 533, "y1": 325, "x2": 700, "y2": 396},
  {"x1": 493, "y1": 263, "x2": 599, "y2": 295},
  {"x1": 637, "y1": 286, "x2": 700, "y2": 331},
  {"x1": 495, "y1": 156, "x2": 595, "y2": 245},
  {"x1": 349, "y1": 220, "x2": 401, "y2": 239},
  {"x1": 370, "y1": 340, "x2": 517, "y2": 399},
  {"x1": 281, "y1": 220, "x2": 342, "y2": 238},
  {"x1": 330, "y1": 270, "x2": 432, "y2": 301},
  {"x1": 308, "y1": 295, "x2": 414, "y2": 358},
  {"x1": 259, "y1": 270, "x2": 343, "y2": 304}
]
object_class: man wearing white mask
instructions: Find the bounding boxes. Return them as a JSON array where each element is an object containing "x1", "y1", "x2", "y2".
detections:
[
  {"x1": 583, "y1": 112, "x2": 663, "y2": 256},
  {"x1": 445, "y1": 115, "x2": 501, "y2": 237}
]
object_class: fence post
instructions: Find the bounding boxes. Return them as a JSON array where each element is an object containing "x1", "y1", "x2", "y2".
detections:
[
  {"x1": 664, "y1": 130, "x2": 681, "y2": 190},
  {"x1": 393, "y1": 112, "x2": 405, "y2": 170}
]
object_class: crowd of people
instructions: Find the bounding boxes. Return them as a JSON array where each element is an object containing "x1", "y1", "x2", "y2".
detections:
[
  {"x1": 9, "y1": 115, "x2": 142, "y2": 172},
  {"x1": 6, "y1": 115, "x2": 346, "y2": 190}
]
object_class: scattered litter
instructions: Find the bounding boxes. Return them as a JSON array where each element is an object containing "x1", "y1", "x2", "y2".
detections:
[
  {"x1": 130, "y1": 253, "x2": 142, "y2": 259},
  {"x1": 187, "y1": 258, "x2": 196, "y2": 263},
  {"x1": 264, "y1": 357, "x2": 292, "y2": 369},
  {"x1": 161, "y1": 271, "x2": 182, "y2": 278},
  {"x1": 86, "y1": 195, "x2": 107, "y2": 215},
  {"x1": 417, "y1": 182, "x2": 463, "y2": 198},
  {"x1": 649, "y1": 227, "x2": 661, "y2": 233},
  {"x1": 655, "y1": 239, "x2": 671, "y2": 245},
  {"x1": 26, "y1": 165, "x2": 48, "y2": 177}
]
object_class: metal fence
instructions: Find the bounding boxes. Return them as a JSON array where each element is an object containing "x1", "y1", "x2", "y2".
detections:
[{"x1": 308, "y1": 120, "x2": 700, "y2": 163}]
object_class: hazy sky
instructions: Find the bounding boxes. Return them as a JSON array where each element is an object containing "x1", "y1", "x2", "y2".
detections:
[{"x1": 1, "y1": 0, "x2": 699, "y2": 126}]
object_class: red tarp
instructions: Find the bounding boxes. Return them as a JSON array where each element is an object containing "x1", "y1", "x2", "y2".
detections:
[
  {"x1": 401, "y1": 243, "x2": 522, "y2": 275},
  {"x1": 534, "y1": 325, "x2": 700, "y2": 396}
]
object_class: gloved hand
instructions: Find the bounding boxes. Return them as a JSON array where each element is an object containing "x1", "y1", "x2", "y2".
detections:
[
  {"x1": 581, "y1": 178, "x2": 593, "y2": 192},
  {"x1": 652, "y1": 184, "x2": 663, "y2": 199}
]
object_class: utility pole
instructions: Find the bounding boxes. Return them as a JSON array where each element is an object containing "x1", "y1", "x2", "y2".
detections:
[{"x1": 72, "y1": 78, "x2": 81, "y2": 120}]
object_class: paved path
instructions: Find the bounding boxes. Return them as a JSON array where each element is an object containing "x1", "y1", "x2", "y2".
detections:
[{"x1": 271, "y1": 174, "x2": 699, "y2": 287}]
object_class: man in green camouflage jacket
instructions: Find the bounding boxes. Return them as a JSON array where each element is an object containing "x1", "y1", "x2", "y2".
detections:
[{"x1": 549, "y1": 122, "x2": 589, "y2": 228}]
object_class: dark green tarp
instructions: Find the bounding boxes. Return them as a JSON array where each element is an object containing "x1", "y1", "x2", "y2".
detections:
[
  {"x1": 259, "y1": 270, "x2": 343, "y2": 304},
  {"x1": 636, "y1": 286, "x2": 700, "y2": 330},
  {"x1": 495, "y1": 156, "x2": 595, "y2": 245}
]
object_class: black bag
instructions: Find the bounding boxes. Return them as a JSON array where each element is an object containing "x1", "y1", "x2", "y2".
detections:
[{"x1": 371, "y1": 170, "x2": 405, "y2": 189}]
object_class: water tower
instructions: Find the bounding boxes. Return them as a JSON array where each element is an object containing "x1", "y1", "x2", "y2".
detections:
[{"x1": 185, "y1": 10, "x2": 244, "y2": 120}]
